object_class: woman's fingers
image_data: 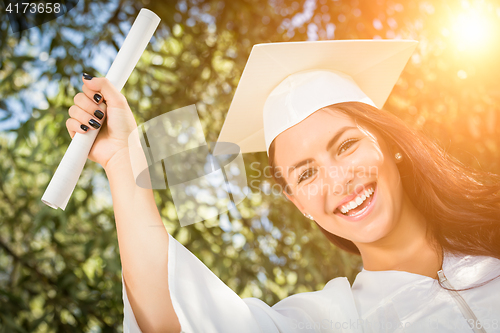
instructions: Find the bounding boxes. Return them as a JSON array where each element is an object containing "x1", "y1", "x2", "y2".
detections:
[
  {"x1": 81, "y1": 81, "x2": 106, "y2": 108},
  {"x1": 68, "y1": 103, "x2": 104, "y2": 131},
  {"x1": 66, "y1": 73, "x2": 124, "y2": 140},
  {"x1": 81, "y1": 74, "x2": 128, "y2": 108},
  {"x1": 73, "y1": 91, "x2": 106, "y2": 118},
  {"x1": 66, "y1": 117, "x2": 91, "y2": 139}
]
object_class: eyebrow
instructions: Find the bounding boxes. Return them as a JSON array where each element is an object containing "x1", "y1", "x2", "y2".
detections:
[
  {"x1": 287, "y1": 158, "x2": 315, "y2": 177},
  {"x1": 287, "y1": 126, "x2": 358, "y2": 177},
  {"x1": 326, "y1": 126, "x2": 358, "y2": 151}
]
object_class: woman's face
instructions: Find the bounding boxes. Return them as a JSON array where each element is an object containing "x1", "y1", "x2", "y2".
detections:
[{"x1": 273, "y1": 107, "x2": 405, "y2": 244}]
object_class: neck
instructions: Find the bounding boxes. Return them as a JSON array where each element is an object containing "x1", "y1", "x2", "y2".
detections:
[{"x1": 354, "y1": 191, "x2": 443, "y2": 280}]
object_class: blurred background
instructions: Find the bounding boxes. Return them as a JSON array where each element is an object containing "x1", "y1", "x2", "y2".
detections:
[{"x1": 1, "y1": 0, "x2": 499, "y2": 331}]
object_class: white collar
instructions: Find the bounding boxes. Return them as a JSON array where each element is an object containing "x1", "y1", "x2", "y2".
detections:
[{"x1": 351, "y1": 251, "x2": 500, "y2": 317}]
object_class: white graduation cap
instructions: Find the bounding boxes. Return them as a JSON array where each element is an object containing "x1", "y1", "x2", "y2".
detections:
[{"x1": 214, "y1": 39, "x2": 418, "y2": 155}]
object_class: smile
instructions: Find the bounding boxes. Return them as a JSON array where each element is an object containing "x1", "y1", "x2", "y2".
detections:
[{"x1": 334, "y1": 182, "x2": 377, "y2": 221}]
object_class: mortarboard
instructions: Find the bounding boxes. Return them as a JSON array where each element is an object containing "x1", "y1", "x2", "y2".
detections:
[{"x1": 214, "y1": 40, "x2": 418, "y2": 155}]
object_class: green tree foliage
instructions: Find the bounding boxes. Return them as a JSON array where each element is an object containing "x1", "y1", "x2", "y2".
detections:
[{"x1": 0, "y1": 0, "x2": 499, "y2": 331}]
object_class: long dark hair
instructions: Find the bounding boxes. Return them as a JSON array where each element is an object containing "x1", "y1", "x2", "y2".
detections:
[{"x1": 268, "y1": 102, "x2": 500, "y2": 289}]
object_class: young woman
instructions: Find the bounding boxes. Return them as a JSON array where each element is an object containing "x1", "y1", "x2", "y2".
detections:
[{"x1": 66, "y1": 40, "x2": 500, "y2": 333}]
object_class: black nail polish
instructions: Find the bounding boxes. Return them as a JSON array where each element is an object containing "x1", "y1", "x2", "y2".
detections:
[
  {"x1": 94, "y1": 109, "x2": 104, "y2": 120},
  {"x1": 89, "y1": 119, "x2": 101, "y2": 129},
  {"x1": 81, "y1": 124, "x2": 89, "y2": 131},
  {"x1": 83, "y1": 73, "x2": 93, "y2": 80},
  {"x1": 93, "y1": 93, "x2": 102, "y2": 103}
]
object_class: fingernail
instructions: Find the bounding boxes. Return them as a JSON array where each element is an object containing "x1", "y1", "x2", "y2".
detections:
[
  {"x1": 83, "y1": 73, "x2": 93, "y2": 80},
  {"x1": 93, "y1": 93, "x2": 102, "y2": 103},
  {"x1": 89, "y1": 119, "x2": 101, "y2": 129},
  {"x1": 81, "y1": 124, "x2": 89, "y2": 131},
  {"x1": 94, "y1": 109, "x2": 104, "y2": 120}
]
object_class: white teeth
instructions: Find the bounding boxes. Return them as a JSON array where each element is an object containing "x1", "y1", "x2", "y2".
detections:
[{"x1": 340, "y1": 187, "x2": 375, "y2": 214}]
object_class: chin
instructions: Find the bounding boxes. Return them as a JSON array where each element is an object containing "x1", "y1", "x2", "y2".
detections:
[
  {"x1": 354, "y1": 223, "x2": 393, "y2": 244},
  {"x1": 353, "y1": 203, "x2": 399, "y2": 243},
  {"x1": 333, "y1": 190, "x2": 397, "y2": 244}
]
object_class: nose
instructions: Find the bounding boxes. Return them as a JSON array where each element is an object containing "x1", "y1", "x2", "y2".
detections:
[
  {"x1": 322, "y1": 164, "x2": 354, "y2": 213},
  {"x1": 324, "y1": 164, "x2": 354, "y2": 195}
]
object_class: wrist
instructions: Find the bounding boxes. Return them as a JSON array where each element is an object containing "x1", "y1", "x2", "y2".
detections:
[{"x1": 104, "y1": 147, "x2": 131, "y2": 176}]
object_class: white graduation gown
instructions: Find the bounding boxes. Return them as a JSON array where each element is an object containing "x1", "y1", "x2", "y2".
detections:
[{"x1": 122, "y1": 233, "x2": 500, "y2": 332}]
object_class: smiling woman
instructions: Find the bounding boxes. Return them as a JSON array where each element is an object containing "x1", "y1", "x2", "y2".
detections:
[
  {"x1": 268, "y1": 102, "x2": 500, "y2": 265},
  {"x1": 72, "y1": 39, "x2": 500, "y2": 332},
  {"x1": 212, "y1": 39, "x2": 500, "y2": 332}
]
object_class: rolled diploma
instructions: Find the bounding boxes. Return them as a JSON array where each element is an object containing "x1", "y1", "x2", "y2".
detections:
[{"x1": 41, "y1": 8, "x2": 161, "y2": 210}]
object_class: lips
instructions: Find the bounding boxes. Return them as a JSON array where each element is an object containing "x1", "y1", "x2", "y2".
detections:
[{"x1": 334, "y1": 182, "x2": 377, "y2": 214}]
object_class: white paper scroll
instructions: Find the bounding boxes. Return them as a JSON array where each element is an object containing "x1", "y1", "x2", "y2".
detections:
[{"x1": 41, "y1": 8, "x2": 161, "y2": 210}]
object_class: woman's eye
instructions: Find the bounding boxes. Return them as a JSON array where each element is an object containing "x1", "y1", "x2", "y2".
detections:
[
  {"x1": 297, "y1": 168, "x2": 317, "y2": 184},
  {"x1": 338, "y1": 138, "x2": 359, "y2": 155}
]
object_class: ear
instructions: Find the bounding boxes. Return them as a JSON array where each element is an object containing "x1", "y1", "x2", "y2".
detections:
[{"x1": 389, "y1": 143, "x2": 403, "y2": 164}]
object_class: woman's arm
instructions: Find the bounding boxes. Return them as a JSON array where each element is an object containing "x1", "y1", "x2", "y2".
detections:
[
  {"x1": 66, "y1": 75, "x2": 180, "y2": 332},
  {"x1": 104, "y1": 147, "x2": 181, "y2": 333}
]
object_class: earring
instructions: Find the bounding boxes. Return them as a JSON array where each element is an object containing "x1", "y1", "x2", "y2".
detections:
[
  {"x1": 303, "y1": 213, "x2": 314, "y2": 220},
  {"x1": 395, "y1": 152, "x2": 403, "y2": 161}
]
